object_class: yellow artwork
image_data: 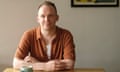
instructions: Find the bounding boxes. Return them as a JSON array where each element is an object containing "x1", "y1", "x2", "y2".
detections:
[
  {"x1": 76, "y1": 0, "x2": 96, "y2": 3},
  {"x1": 72, "y1": 0, "x2": 119, "y2": 7}
]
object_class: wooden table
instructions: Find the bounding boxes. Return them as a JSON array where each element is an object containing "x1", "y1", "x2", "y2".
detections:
[{"x1": 3, "y1": 68, "x2": 105, "y2": 72}]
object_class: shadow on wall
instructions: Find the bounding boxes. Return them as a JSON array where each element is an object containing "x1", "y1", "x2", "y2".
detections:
[{"x1": 0, "y1": 64, "x2": 11, "y2": 72}]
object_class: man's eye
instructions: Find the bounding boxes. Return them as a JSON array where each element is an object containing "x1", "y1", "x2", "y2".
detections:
[
  {"x1": 40, "y1": 15, "x2": 45, "y2": 18},
  {"x1": 48, "y1": 15, "x2": 56, "y2": 18},
  {"x1": 49, "y1": 15, "x2": 53, "y2": 17}
]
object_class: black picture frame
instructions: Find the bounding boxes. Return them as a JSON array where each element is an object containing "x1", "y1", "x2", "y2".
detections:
[{"x1": 71, "y1": 0, "x2": 119, "y2": 7}]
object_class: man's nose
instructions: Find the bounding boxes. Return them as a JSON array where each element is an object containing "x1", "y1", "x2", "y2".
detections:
[{"x1": 45, "y1": 16, "x2": 49, "y2": 21}]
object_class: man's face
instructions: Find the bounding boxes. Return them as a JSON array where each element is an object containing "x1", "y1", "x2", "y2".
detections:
[{"x1": 37, "y1": 5, "x2": 59, "y2": 31}]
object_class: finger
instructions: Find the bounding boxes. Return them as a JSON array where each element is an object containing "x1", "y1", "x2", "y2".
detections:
[
  {"x1": 55, "y1": 63, "x2": 66, "y2": 70},
  {"x1": 27, "y1": 52, "x2": 31, "y2": 62},
  {"x1": 56, "y1": 62, "x2": 66, "y2": 67},
  {"x1": 24, "y1": 56, "x2": 32, "y2": 63},
  {"x1": 55, "y1": 64, "x2": 65, "y2": 69},
  {"x1": 55, "y1": 66, "x2": 65, "y2": 71}
]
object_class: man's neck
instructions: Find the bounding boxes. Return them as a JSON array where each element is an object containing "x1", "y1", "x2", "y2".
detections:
[{"x1": 41, "y1": 27, "x2": 56, "y2": 43}]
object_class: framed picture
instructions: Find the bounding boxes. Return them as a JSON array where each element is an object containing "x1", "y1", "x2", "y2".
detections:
[{"x1": 71, "y1": 0, "x2": 119, "y2": 7}]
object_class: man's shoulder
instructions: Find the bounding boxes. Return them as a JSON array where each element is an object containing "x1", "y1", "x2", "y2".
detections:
[
  {"x1": 58, "y1": 27, "x2": 72, "y2": 35},
  {"x1": 24, "y1": 26, "x2": 38, "y2": 33},
  {"x1": 23, "y1": 26, "x2": 39, "y2": 36}
]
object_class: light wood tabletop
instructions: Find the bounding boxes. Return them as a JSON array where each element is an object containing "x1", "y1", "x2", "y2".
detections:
[{"x1": 3, "y1": 68, "x2": 105, "y2": 72}]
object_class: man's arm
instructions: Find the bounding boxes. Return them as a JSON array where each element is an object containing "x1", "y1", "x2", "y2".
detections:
[
  {"x1": 13, "y1": 57, "x2": 25, "y2": 69},
  {"x1": 13, "y1": 57, "x2": 74, "y2": 71},
  {"x1": 13, "y1": 57, "x2": 45, "y2": 70},
  {"x1": 13, "y1": 57, "x2": 63, "y2": 71}
]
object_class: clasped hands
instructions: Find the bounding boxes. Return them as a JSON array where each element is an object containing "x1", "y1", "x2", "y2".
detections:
[{"x1": 24, "y1": 56, "x2": 67, "y2": 71}]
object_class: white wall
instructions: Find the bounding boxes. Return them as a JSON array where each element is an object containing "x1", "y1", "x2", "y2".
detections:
[{"x1": 0, "y1": 0, "x2": 120, "y2": 72}]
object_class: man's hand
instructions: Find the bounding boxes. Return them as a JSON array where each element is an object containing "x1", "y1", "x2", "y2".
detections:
[
  {"x1": 45, "y1": 60, "x2": 66, "y2": 71},
  {"x1": 61, "y1": 59, "x2": 75, "y2": 69},
  {"x1": 24, "y1": 56, "x2": 39, "y2": 63}
]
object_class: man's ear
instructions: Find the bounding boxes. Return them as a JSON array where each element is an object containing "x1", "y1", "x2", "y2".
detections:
[{"x1": 56, "y1": 15, "x2": 59, "y2": 21}]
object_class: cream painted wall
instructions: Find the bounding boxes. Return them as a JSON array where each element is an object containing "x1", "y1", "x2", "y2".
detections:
[{"x1": 0, "y1": 0, "x2": 120, "y2": 72}]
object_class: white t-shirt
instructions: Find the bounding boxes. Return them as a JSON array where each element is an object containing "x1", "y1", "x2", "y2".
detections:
[{"x1": 46, "y1": 44, "x2": 51, "y2": 59}]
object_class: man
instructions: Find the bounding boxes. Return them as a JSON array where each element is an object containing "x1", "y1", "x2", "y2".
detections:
[{"x1": 13, "y1": 1, "x2": 75, "y2": 71}]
